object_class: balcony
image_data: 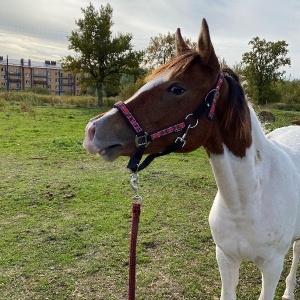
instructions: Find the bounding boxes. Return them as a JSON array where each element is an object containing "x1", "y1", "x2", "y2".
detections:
[
  {"x1": 60, "y1": 81, "x2": 73, "y2": 86},
  {"x1": 34, "y1": 74, "x2": 47, "y2": 78},
  {"x1": 8, "y1": 77, "x2": 21, "y2": 83},
  {"x1": 34, "y1": 79, "x2": 47, "y2": 85},
  {"x1": 60, "y1": 74, "x2": 73, "y2": 79},
  {"x1": 8, "y1": 71, "x2": 20, "y2": 75}
]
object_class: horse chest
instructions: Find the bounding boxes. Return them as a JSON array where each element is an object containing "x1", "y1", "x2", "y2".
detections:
[{"x1": 209, "y1": 196, "x2": 287, "y2": 259}]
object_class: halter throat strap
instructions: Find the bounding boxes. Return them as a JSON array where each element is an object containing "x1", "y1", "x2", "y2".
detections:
[{"x1": 114, "y1": 72, "x2": 224, "y2": 172}]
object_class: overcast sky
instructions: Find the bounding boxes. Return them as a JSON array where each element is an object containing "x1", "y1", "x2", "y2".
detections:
[{"x1": 1, "y1": 0, "x2": 300, "y2": 78}]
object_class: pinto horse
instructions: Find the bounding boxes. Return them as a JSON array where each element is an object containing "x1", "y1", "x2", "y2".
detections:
[{"x1": 83, "y1": 19, "x2": 300, "y2": 300}]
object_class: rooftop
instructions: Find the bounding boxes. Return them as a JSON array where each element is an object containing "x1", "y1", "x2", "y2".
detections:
[{"x1": 0, "y1": 56, "x2": 62, "y2": 69}]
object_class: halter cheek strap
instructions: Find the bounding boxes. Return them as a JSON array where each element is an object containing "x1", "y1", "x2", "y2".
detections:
[
  {"x1": 207, "y1": 72, "x2": 224, "y2": 120},
  {"x1": 114, "y1": 72, "x2": 224, "y2": 172}
]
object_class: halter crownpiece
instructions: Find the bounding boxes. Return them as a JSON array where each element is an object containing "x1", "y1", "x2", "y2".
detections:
[{"x1": 114, "y1": 72, "x2": 225, "y2": 172}]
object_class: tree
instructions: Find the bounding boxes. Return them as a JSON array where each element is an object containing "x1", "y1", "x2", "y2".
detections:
[
  {"x1": 241, "y1": 37, "x2": 291, "y2": 105},
  {"x1": 144, "y1": 32, "x2": 196, "y2": 70},
  {"x1": 61, "y1": 2, "x2": 143, "y2": 106}
]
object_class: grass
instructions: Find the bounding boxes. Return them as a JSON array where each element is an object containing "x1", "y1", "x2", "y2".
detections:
[{"x1": 0, "y1": 101, "x2": 300, "y2": 299}]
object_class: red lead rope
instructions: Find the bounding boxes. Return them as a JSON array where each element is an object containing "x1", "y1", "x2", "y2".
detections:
[{"x1": 128, "y1": 202, "x2": 141, "y2": 300}]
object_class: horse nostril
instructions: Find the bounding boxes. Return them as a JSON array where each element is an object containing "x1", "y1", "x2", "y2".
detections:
[{"x1": 87, "y1": 123, "x2": 96, "y2": 141}]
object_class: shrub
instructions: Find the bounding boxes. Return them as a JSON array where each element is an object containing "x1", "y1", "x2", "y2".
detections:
[
  {"x1": 0, "y1": 97, "x2": 6, "y2": 107},
  {"x1": 274, "y1": 80, "x2": 300, "y2": 104}
]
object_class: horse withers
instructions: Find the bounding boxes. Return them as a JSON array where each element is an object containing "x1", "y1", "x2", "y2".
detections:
[{"x1": 83, "y1": 18, "x2": 300, "y2": 300}]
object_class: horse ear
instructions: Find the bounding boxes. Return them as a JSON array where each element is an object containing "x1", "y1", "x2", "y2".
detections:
[
  {"x1": 198, "y1": 18, "x2": 219, "y2": 68},
  {"x1": 175, "y1": 28, "x2": 190, "y2": 55}
]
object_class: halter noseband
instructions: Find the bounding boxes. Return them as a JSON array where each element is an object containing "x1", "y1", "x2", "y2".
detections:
[{"x1": 114, "y1": 72, "x2": 224, "y2": 173}]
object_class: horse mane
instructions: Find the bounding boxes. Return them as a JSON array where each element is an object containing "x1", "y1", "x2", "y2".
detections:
[
  {"x1": 221, "y1": 68, "x2": 251, "y2": 142},
  {"x1": 146, "y1": 51, "x2": 200, "y2": 82}
]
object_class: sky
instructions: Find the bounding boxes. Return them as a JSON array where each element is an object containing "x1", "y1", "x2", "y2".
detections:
[{"x1": 1, "y1": 0, "x2": 300, "y2": 78}]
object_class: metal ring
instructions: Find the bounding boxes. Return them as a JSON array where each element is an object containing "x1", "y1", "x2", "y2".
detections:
[
  {"x1": 185, "y1": 114, "x2": 199, "y2": 129},
  {"x1": 204, "y1": 89, "x2": 217, "y2": 107}
]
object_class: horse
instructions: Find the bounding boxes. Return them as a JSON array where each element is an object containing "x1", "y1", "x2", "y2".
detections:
[{"x1": 83, "y1": 18, "x2": 300, "y2": 300}]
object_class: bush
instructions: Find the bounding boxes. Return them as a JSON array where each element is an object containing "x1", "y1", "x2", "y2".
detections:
[
  {"x1": 271, "y1": 102, "x2": 300, "y2": 111},
  {"x1": 274, "y1": 80, "x2": 300, "y2": 104},
  {"x1": 119, "y1": 83, "x2": 139, "y2": 100},
  {"x1": 0, "y1": 91, "x2": 101, "y2": 108},
  {"x1": 0, "y1": 97, "x2": 6, "y2": 107},
  {"x1": 25, "y1": 87, "x2": 51, "y2": 95}
]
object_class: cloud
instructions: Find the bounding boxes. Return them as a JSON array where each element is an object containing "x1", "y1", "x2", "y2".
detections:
[{"x1": 0, "y1": 0, "x2": 299, "y2": 77}]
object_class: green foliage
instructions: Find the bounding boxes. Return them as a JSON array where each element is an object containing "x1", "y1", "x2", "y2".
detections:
[
  {"x1": 242, "y1": 37, "x2": 291, "y2": 105},
  {"x1": 144, "y1": 32, "x2": 196, "y2": 70},
  {"x1": 24, "y1": 86, "x2": 51, "y2": 95},
  {"x1": 0, "y1": 97, "x2": 6, "y2": 107},
  {"x1": 61, "y1": 3, "x2": 144, "y2": 106},
  {"x1": 0, "y1": 91, "x2": 102, "y2": 107},
  {"x1": 119, "y1": 82, "x2": 138, "y2": 100},
  {"x1": 119, "y1": 74, "x2": 146, "y2": 100},
  {"x1": 273, "y1": 79, "x2": 300, "y2": 104}
]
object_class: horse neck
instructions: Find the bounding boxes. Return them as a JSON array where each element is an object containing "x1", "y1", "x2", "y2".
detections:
[{"x1": 209, "y1": 107, "x2": 268, "y2": 207}]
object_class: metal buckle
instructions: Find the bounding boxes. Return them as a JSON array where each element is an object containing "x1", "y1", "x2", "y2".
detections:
[
  {"x1": 175, "y1": 136, "x2": 187, "y2": 147},
  {"x1": 135, "y1": 133, "x2": 150, "y2": 148}
]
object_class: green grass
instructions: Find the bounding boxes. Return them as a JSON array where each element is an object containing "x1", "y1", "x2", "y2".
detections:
[{"x1": 0, "y1": 102, "x2": 300, "y2": 299}]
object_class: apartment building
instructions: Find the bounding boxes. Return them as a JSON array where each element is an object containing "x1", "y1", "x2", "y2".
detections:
[{"x1": 0, "y1": 56, "x2": 82, "y2": 96}]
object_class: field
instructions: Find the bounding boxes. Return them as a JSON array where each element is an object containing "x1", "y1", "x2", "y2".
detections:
[{"x1": 1, "y1": 100, "x2": 300, "y2": 299}]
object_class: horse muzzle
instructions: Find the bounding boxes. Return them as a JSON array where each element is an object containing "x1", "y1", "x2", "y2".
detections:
[{"x1": 83, "y1": 109, "x2": 136, "y2": 161}]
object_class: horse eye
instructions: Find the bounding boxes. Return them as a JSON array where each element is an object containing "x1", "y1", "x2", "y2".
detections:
[{"x1": 168, "y1": 85, "x2": 185, "y2": 96}]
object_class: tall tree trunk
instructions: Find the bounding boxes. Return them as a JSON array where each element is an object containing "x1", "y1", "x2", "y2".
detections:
[
  {"x1": 96, "y1": 83, "x2": 103, "y2": 106},
  {"x1": 257, "y1": 83, "x2": 264, "y2": 105}
]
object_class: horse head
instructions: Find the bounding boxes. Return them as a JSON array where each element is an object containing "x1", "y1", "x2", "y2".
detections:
[{"x1": 83, "y1": 18, "x2": 251, "y2": 165}]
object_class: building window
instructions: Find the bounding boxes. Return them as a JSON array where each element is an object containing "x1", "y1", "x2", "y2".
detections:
[
  {"x1": 47, "y1": 71, "x2": 51, "y2": 76},
  {"x1": 26, "y1": 80, "x2": 30, "y2": 85},
  {"x1": 47, "y1": 78, "x2": 51, "y2": 83},
  {"x1": 34, "y1": 70, "x2": 38, "y2": 76},
  {"x1": 55, "y1": 71, "x2": 59, "y2": 76},
  {"x1": 47, "y1": 85, "x2": 51, "y2": 89},
  {"x1": 25, "y1": 73, "x2": 30, "y2": 78},
  {"x1": 1, "y1": 82, "x2": 5, "y2": 86},
  {"x1": 1, "y1": 75, "x2": 6, "y2": 79},
  {"x1": 16, "y1": 83, "x2": 20, "y2": 89},
  {"x1": 1, "y1": 67, "x2": 6, "y2": 72}
]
